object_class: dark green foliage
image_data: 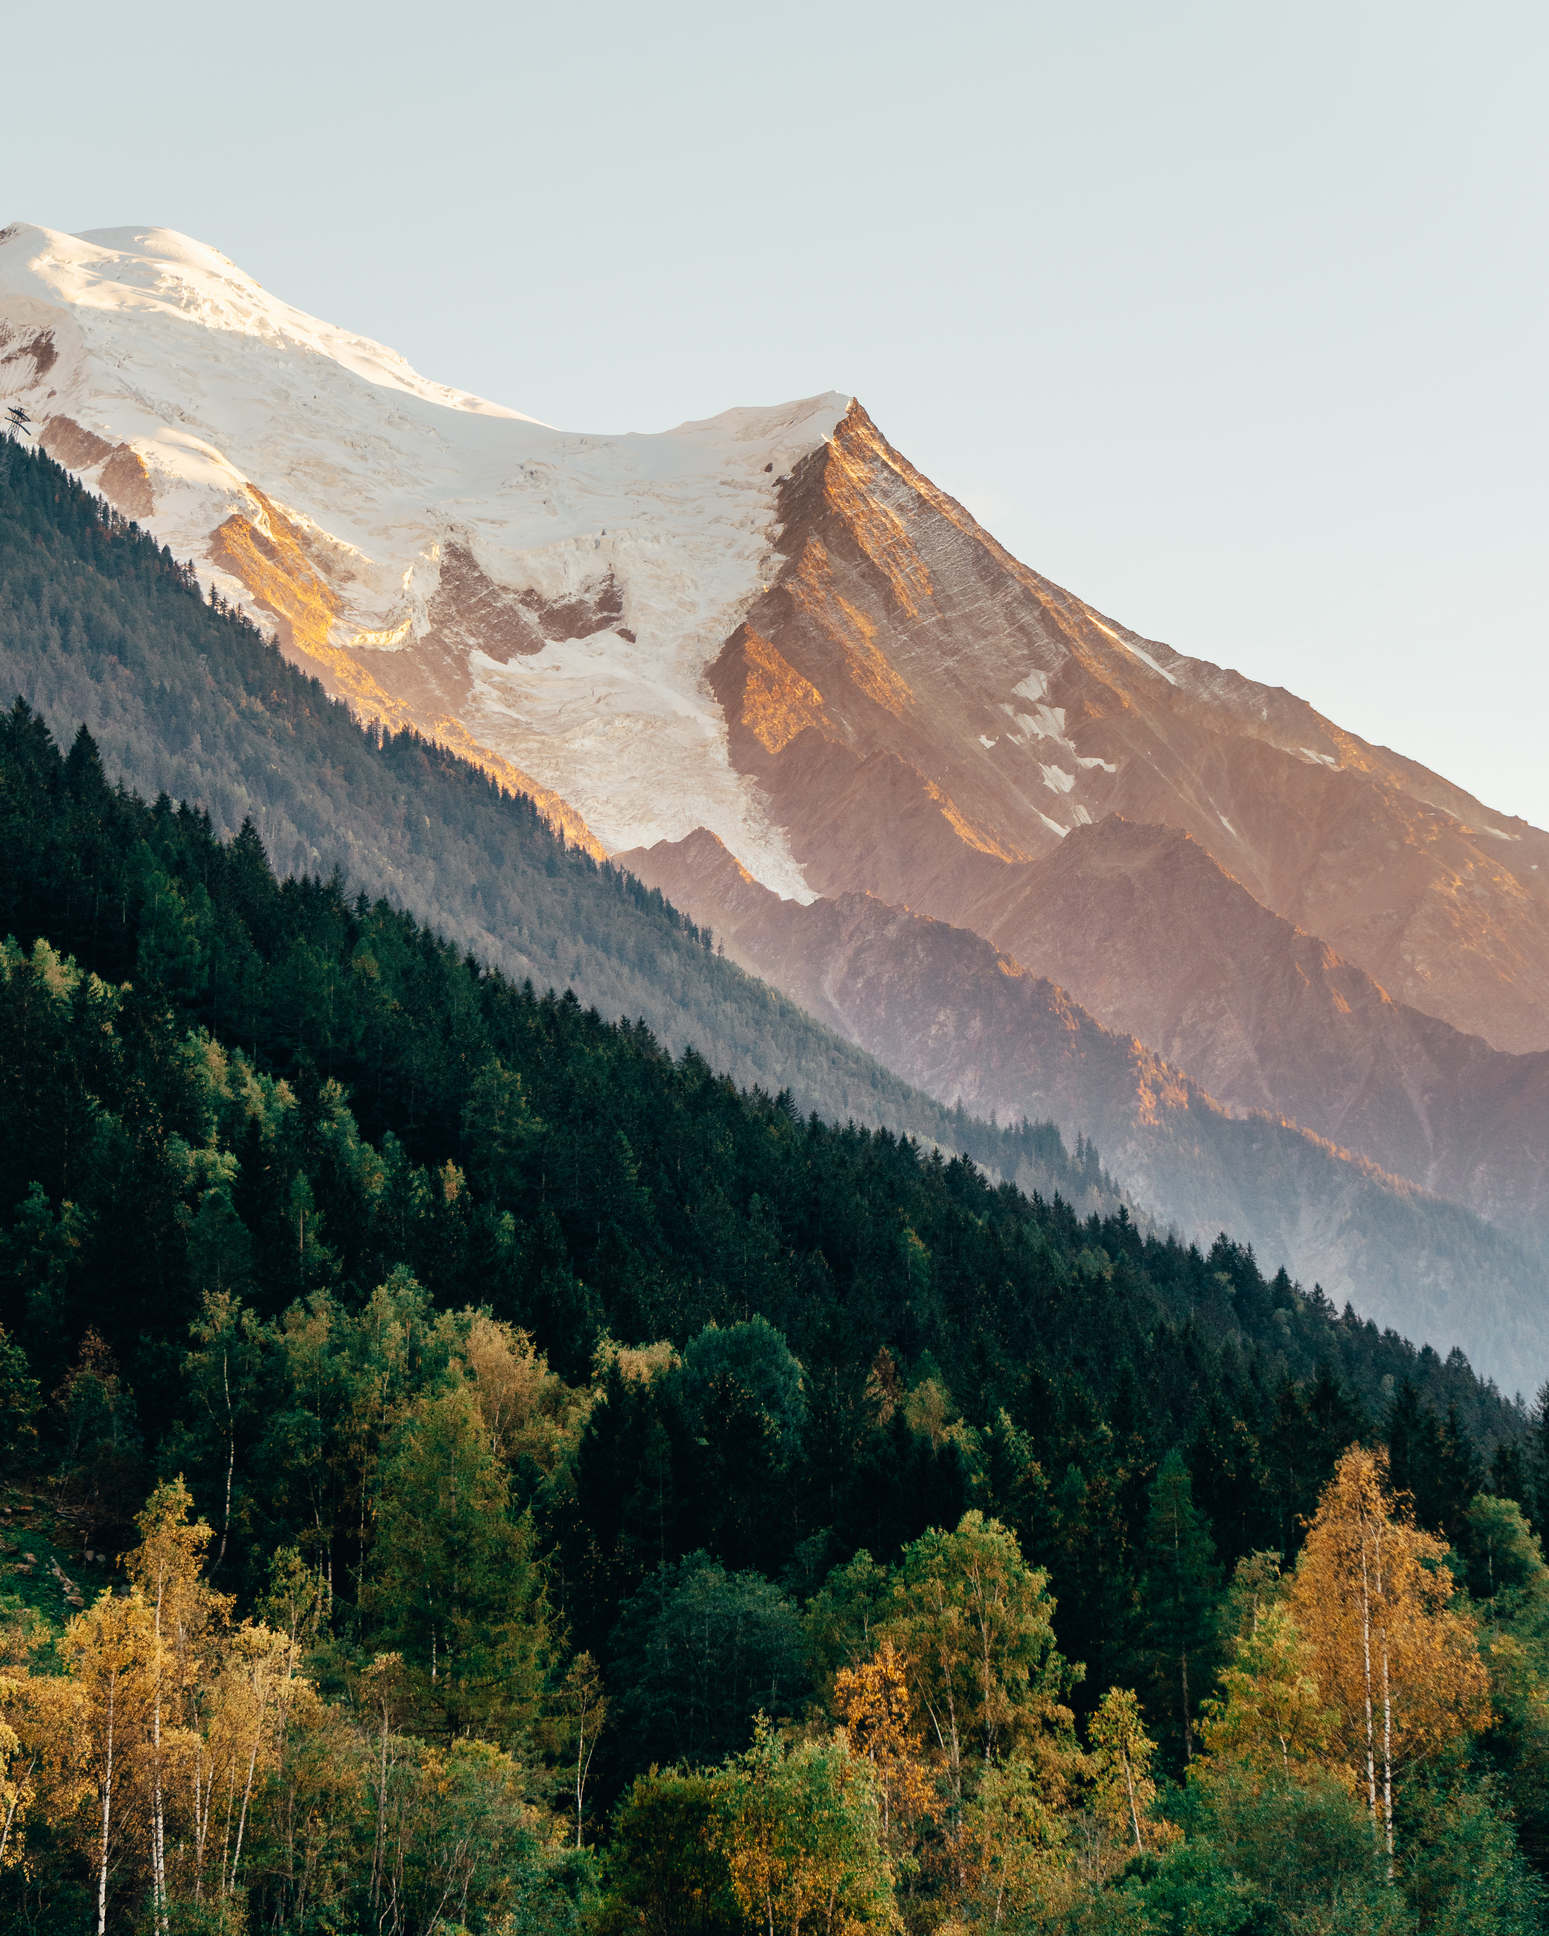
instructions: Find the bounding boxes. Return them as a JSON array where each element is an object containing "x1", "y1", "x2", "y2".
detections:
[
  {"x1": 1389, "y1": 1381, "x2": 1484, "y2": 1548},
  {"x1": 668, "y1": 1318, "x2": 808, "y2": 1571},
  {"x1": 0, "y1": 1319, "x2": 38, "y2": 1454},
  {"x1": 606, "y1": 1554, "x2": 807, "y2": 1777},
  {"x1": 597, "y1": 1771, "x2": 742, "y2": 1935},
  {"x1": 1396, "y1": 1769, "x2": 1547, "y2": 1934},
  {"x1": 1136, "y1": 1449, "x2": 1221, "y2": 1762},
  {"x1": 1170, "y1": 1772, "x2": 1399, "y2": 1934},
  {"x1": 0, "y1": 704, "x2": 1523, "y2": 1685}
]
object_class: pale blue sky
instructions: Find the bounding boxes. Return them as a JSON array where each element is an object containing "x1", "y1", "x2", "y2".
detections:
[{"x1": 5, "y1": 0, "x2": 1546, "y2": 824}]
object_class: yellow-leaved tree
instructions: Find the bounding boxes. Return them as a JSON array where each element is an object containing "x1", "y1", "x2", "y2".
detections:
[
  {"x1": 1288, "y1": 1445, "x2": 1490, "y2": 1870},
  {"x1": 1195, "y1": 1554, "x2": 1341, "y2": 1800},
  {"x1": 714, "y1": 1718, "x2": 897, "y2": 1935},
  {"x1": 57, "y1": 1585, "x2": 155, "y2": 1936},
  {"x1": 128, "y1": 1477, "x2": 230, "y2": 1936},
  {"x1": 1085, "y1": 1687, "x2": 1177, "y2": 1870},
  {"x1": 833, "y1": 1637, "x2": 940, "y2": 1895}
]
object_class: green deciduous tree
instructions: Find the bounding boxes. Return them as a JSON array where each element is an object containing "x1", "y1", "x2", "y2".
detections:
[
  {"x1": 713, "y1": 1720, "x2": 895, "y2": 1936},
  {"x1": 882, "y1": 1512, "x2": 1075, "y2": 1815},
  {"x1": 367, "y1": 1379, "x2": 549, "y2": 1746}
]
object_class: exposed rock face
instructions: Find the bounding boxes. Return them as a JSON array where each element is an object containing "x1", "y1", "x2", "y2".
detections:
[
  {"x1": 38, "y1": 415, "x2": 154, "y2": 521},
  {"x1": 711, "y1": 403, "x2": 1549, "y2": 1053},
  {"x1": 972, "y1": 817, "x2": 1549, "y2": 1241},
  {"x1": 619, "y1": 829, "x2": 1546, "y2": 1390}
]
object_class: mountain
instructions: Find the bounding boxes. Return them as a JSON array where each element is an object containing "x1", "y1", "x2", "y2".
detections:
[
  {"x1": 9, "y1": 220, "x2": 1543, "y2": 1055},
  {"x1": 703, "y1": 403, "x2": 1549, "y2": 1055},
  {"x1": 3, "y1": 220, "x2": 1546, "y2": 1382},
  {"x1": 958, "y1": 816, "x2": 1549, "y2": 1243}
]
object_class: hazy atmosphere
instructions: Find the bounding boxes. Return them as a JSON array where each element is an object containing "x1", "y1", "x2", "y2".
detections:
[{"x1": 4, "y1": 0, "x2": 1545, "y2": 824}]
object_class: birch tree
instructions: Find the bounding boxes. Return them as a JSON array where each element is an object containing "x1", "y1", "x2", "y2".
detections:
[
  {"x1": 125, "y1": 1477, "x2": 228, "y2": 1935},
  {"x1": 58, "y1": 1588, "x2": 155, "y2": 1936},
  {"x1": 882, "y1": 1512, "x2": 1073, "y2": 1819},
  {"x1": 1288, "y1": 1444, "x2": 1490, "y2": 1872},
  {"x1": 1086, "y1": 1687, "x2": 1173, "y2": 1863}
]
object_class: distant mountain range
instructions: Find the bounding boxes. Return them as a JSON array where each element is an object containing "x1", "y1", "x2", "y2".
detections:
[{"x1": 2, "y1": 220, "x2": 1544, "y2": 1388}]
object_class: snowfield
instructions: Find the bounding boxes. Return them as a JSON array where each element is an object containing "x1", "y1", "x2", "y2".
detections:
[{"x1": 0, "y1": 223, "x2": 846, "y2": 894}]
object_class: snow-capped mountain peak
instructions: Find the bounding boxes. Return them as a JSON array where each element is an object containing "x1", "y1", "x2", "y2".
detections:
[
  {"x1": 0, "y1": 220, "x2": 850, "y2": 893},
  {"x1": 5, "y1": 221, "x2": 536, "y2": 419}
]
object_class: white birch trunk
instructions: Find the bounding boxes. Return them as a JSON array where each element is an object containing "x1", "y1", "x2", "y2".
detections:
[
  {"x1": 96, "y1": 1669, "x2": 115, "y2": 1936},
  {"x1": 1359, "y1": 1536, "x2": 1378, "y2": 1839}
]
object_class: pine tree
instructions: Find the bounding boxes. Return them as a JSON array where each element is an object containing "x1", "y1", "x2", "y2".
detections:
[{"x1": 1136, "y1": 1449, "x2": 1220, "y2": 1764}]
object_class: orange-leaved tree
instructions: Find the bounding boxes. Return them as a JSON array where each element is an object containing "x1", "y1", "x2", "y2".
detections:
[
  {"x1": 833, "y1": 1638, "x2": 939, "y2": 1868},
  {"x1": 1288, "y1": 1445, "x2": 1489, "y2": 1870}
]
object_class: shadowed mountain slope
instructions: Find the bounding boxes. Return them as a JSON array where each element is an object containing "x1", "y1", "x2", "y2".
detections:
[
  {"x1": 621, "y1": 828, "x2": 1549, "y2": 1391},
  {"x1": 961, "y1": 816, "x2": 1549, "y2": 1242}
]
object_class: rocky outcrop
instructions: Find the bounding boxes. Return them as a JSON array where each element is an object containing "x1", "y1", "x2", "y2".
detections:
[
  {"x1": 39, "y1": 415, "x2": 153, "y2": 521},
  {"x1": 709, "y1": 403, "x2": 1549, "y2": 1052}
]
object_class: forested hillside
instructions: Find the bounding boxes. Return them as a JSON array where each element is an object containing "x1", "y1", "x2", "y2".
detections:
[
  {"x1": 3, "y1": 702, "x2": 1549, "y2": 1931},
  {"x1": 0, "y1": 439, "x2": 1107, "y2": 1210}
]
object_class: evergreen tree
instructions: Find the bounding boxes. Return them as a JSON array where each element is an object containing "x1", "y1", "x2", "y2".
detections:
[{"x1": 1137, "y1": 1448, "x2": 1221, "y2": 1764}]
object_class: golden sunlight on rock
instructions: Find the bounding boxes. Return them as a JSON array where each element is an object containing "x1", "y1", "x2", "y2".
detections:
[
  {"x1": 210, "y1": 487, "x2": 342, "y2": 659},
  {"x1": 788, "y1": 536, "x2": 914, "y2": 717},
  {"x1": 738, "y1": 627, "x2": 831, "y2": 754}
]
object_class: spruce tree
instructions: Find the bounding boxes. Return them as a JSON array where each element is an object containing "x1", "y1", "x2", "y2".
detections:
[{"x1": 1137, "y1": 1448, "x2": 1220, "y2": 1764}]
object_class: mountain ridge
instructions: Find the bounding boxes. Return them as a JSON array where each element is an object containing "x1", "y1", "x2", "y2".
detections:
[
  {"x1": 710, "y1": 399, "x2": 1549, "y2": 1052},
  {"x1": 619, "y1": 825, "x2": 1548, "y2": 1388},
  {"x1": 963, "y1": 814, "x2": 1549, "y2": 1239}
]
